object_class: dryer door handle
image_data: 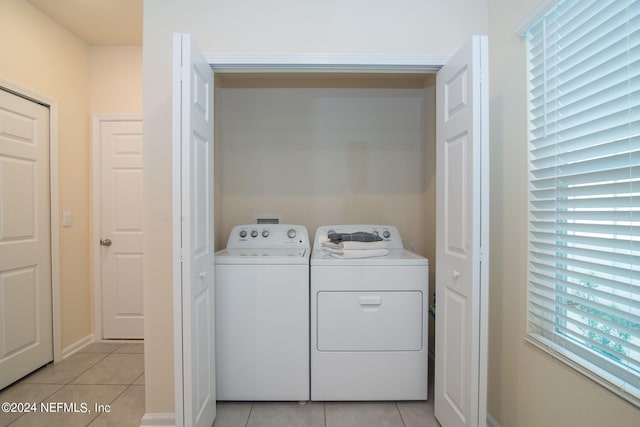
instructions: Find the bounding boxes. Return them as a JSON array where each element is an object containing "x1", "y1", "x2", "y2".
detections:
[{"x1": 359, "y1": 296, "x2": 382, "y2": 306}]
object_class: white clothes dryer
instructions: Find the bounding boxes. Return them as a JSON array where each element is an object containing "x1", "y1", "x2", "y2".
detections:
[
  {"x1": 311, "y1": 225, "x2": 429, "y2": 401},
  {"x1": 215, "y1": 224, "x2": 310, "y2": 401}
]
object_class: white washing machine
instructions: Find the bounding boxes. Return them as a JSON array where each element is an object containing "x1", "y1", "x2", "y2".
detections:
[
  {"x1": 311, "y1": 225, "x2": 429, "y2": 401},
  {"x1": 215, "y1": 224, "x2": 310, "y2": 401}
]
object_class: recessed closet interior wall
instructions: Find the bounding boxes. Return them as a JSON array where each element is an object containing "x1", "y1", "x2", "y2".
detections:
[{"x1": 213, "y1": 72, "x2": 437, "y2": 349}]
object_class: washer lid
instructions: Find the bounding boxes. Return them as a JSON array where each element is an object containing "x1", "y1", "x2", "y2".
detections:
[{"x1": 311, "y1": 248, "x2": 428, "y2": 266}]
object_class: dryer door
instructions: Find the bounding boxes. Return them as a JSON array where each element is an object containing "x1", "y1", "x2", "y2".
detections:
[{"x1": 317, "y1": 291, "x2": 423, "y2": 351}]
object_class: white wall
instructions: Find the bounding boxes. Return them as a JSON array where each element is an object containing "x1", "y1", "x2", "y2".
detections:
[
  {"x1": 143, "y1": 0, "x2": 487, "y2": 414},
  {"x1": 488, "y1": 0, "x2": 640, "y2": 426}
]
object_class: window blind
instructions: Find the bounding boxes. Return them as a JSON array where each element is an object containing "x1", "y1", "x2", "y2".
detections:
[{"x1": 526, "y1": 0, "x2": 640, "y2": 406}]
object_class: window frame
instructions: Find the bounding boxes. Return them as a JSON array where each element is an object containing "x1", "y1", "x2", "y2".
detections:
[{"x1": 523, "y1": 0, "x2": 640, "y2": 408}]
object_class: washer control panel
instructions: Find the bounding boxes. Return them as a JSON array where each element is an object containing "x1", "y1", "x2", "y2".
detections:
[{"x1": 227, "y1": 224, "x2": 309, "y2": 249}]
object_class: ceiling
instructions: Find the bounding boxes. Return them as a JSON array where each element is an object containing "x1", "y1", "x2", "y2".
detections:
[{"x1": 28, "y1": 0, "x2": 142, "y2": 45}]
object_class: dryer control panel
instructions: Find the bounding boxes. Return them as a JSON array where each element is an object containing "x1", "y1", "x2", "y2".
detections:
[{"x1": 227, "y1": 224, "x2": 310, "y2": 249}]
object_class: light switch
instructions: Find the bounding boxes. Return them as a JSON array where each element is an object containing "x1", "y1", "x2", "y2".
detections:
[{"x1": 62, "y1": 211, "x2": 72, "y2": 227}]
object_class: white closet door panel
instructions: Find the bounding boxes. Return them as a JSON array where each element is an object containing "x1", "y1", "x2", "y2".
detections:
[
  {"x1": 0, "y1": 88, "x2": 52, "y2": 389},
  {"x1": 435, "y1": 36, "x2": 489, "y2": 427},
  {"x1": 172, "y1": 33, "x2": 216, "y2": 427}
]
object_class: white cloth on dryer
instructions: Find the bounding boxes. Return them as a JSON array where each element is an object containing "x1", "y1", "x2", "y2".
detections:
[
  {"x1": 321, "y1": 240, "x2": 387, "y2": 251},
  {"x1": 322, "y1": 247, "x2": 389, "y2": 259}
]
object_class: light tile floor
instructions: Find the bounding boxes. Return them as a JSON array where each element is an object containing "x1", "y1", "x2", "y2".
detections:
[
  {"x1": 0, "y1": 342, "x2": 144, "y2": 427},
  {"x1": 2, "y1": 343, "x2": 439, "y2": 427},
  {"x1": 214, "y1": 398, "x2": 440, "y2": 427},
  {"x1": 214, "y1": 376, "x2": 439, "y2": 427}
]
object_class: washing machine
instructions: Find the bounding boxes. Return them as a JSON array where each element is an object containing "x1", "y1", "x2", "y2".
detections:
[
  {"x1": 215, "y1": 224, "x2": 310, "y2": 401},
  {"x1": 310, "y1": 225, "x2": 429, "y2": 401}
]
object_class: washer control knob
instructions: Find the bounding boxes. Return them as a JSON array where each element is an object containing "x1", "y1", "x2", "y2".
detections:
[
  {"x1": 250, "y1": 230, "x2": 258, "y2": 238},
  {"x1": 287, "y1": 229, "x2": 296, "y2": 239},
  {"x1": 239, "y1": 230, "x2": 247, "y2": 238},
  {"x1": 383, "y1": 230, "x2": 391, "y2": 239},
  {"x1": 262, "y1": 229, "x2": 269, "y2": 238}
]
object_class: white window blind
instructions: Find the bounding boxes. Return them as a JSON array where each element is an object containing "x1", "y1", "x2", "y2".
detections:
[{"x1": 526, "y1": 0, "x2": 640, "y2": 406}]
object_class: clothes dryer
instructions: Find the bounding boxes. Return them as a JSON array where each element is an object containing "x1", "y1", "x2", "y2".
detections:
[
  {"x1": 311, "y1": 225, "x2": 429, "y2": 401},
  {"x1": 215, "y1": 224, "x2": 310, "y2": 401}
]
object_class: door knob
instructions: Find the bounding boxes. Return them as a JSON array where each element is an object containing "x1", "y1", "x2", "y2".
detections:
[
  {"x1": 453, "y1": 270, "x2": 460, "y2": 279},
  {"x1": 100, "y1": 238, "x2": 112, "y2": 247}
]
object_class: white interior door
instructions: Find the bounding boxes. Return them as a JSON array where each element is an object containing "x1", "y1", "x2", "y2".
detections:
[
  {"x1": 99, "y1": 118, "x2": 144, "y2": 339},
  {"x1": 435, "y1": 36, "x2": 489, "y2": 427},
  {"x1": 0, "y1": 88, "x2": 53, "y2": 389},
  {"x1": 172, "y1": 33, "x2": 216, "y2": 427}
]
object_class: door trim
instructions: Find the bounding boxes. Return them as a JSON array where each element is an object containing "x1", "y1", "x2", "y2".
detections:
[
  {"x1": 0, "y1": 78, "x2": 61, "y2": 363},
  {"x1": 205, "y1": 53, "x2": 449, "y2": 71},
  {"x1": 172, "y1": 47, "x2": 491, "y2": 425},
  {"x1": 91, "y1": 114, "x2": 143, "y2": 340}
]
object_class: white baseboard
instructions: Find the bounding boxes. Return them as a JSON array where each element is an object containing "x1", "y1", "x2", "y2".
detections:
[
  {"x1": 61, "y1": 334, "x2": 94, "y2": 359},
  {"x1": 487, "y1": 412, "x2": 501, "y2": 427},
  {"x1": 140, "y1": 413, "x2": 175, "y2": 427}
]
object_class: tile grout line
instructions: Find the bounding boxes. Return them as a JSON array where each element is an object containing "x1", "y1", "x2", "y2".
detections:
[
  {"x1": 69, "y1": 348, "x2": 144, "y2": 386},
  {"x1": 244, "y1": 402, "x2": 254, "y2": 427},
  {"x1": 65, "y1": 351, "x2": 113, "y2": 384},
  {"x1": 323, "y1": 401, "x2": 327, "y2": 427},
  {"x1": 14, "y1": 351, "x2": 109, "y2": 387},
  {"x1": 395, "y1": 401, "x2": 408, "y2": 427},
  {"x1": 85, "y1": 382, "x2": 135, "y2": 426}
]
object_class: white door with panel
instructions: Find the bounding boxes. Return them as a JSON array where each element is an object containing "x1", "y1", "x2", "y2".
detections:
[
  {"x1": 0, "y1": 88, "x2": 52, "y2": 389},
  {"x1": 99, "y1": 119, "x2": 144, "y2": 339},
  {"x1": 172, "y1": 33, "x2": 216, "y2": 427},
  {"x1": 435, "y1": 36, "x2": 489, "y2": 427}
]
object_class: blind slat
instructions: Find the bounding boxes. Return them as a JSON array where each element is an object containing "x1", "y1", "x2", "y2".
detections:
[
  {"x1": 531, "y1": 165, "x2": 640, "y2": 189},
  {"x1": 530, "y1": 230, "x2": 640, "y2": 252}
]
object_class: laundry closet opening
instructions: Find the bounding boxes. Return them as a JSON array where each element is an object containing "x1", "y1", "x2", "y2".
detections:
[{"x1": 212, "y1": 72, "x2": 437, "y2": 355}]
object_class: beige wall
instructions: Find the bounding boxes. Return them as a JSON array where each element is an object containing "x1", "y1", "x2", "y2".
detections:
[
  {"x1": 0, "y1": 0, "x2": 92, "y2": 350},
  {"x1": 143, "y1": 0, "x2": 487, "y2": 414},
  {"x1": 0, "y1": 1, "x2": 143, "y2": 353},
  {"x1": 90, "y1": 46, "x2": 143, "y2": 115},
  {"x1": 216, "y1": 83, "x2": 430, "y2": 254},
  {"x1": 488, "y1": 0, "x2": 640, "y2": 426}
]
